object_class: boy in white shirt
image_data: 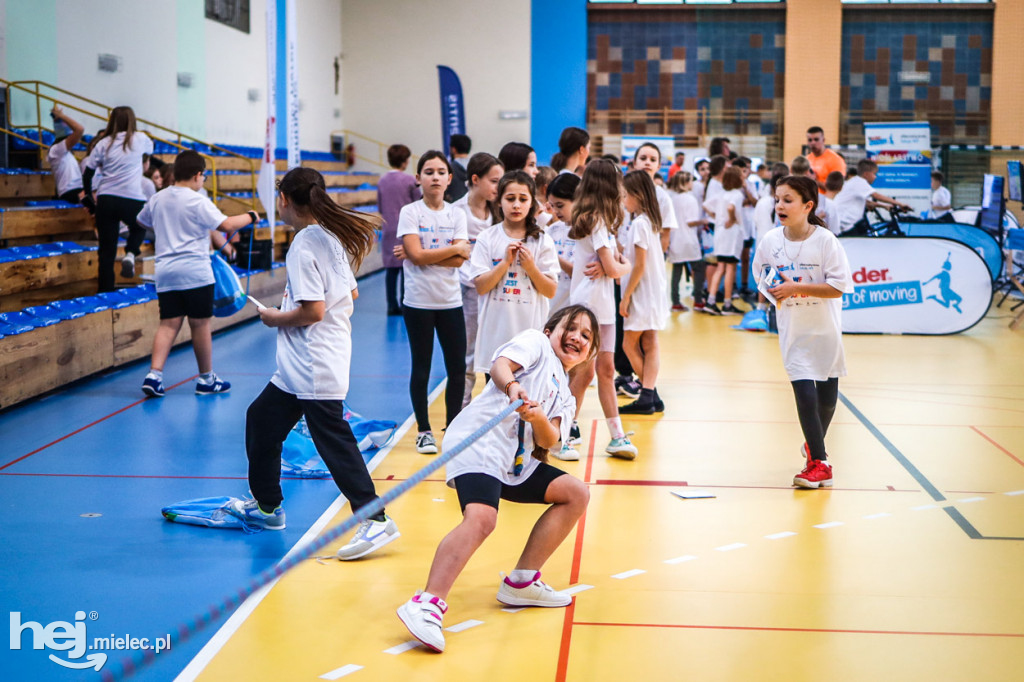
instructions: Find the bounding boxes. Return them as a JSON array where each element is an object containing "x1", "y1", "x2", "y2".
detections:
[
  {"x1": 931, "y1": 171, "x2": 953, "y2": 222},
  {"x1": 834, "y1": 159, "x2": 911, "y2": 233},
  {"x1": 47, "y1": 106, "x2": 91, "y2": 209},
  {"x1": 136, "y1": 151, "x2": 259, "y2": 398}
]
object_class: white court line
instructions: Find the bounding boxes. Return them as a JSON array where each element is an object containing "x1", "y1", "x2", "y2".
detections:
[
  {"x1": 715, "y1": 543, "x2": 747, "y2": 551},
  {"x1": 813, "y1": 522, "x2": 844, "y2": 529},
  {"x1": 912, "y1": 504, "x2": 938, "y2": 511},
  {"x1": 863, "y1": 512, "x2": 892, "y2": 519},
  {"x1": 1005, "y1": 490, "x2": 1024, "y2": 496},
  {"x1": 563, "y1": 584, "x2": 595, "y2": 596},
  {"x1": 320, "y1": 664, "x2": 363, "y2": 680},
  {"x1": 664, "y1": 555, "x2": 698, "y2": 564},
  {"x1": 445, "y1": 619, "x2": 484, "y2": 633},
  {"x1": 501, "y1": 607, "x2": 526, "y2": 614},
  {"x1": 175, "y1": 381, "x2": 448, "y2": 682},
  {"x1": 432, "y1": 498, "x2": 445, "y2": 502},
  {"x1": 612, "y1": 569, "x2": 646, "y2": 579},
  {"x1": 764, "y1": 531, "x2": 797, "y2": 540},
  {"x1": 956, "y1": 497, "x2": 985, "y2": 503},
  {"x1": 383, "y1": 640, "x2": 422, "y2": 655}
]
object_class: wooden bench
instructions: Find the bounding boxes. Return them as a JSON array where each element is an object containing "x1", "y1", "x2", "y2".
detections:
[{"x1": 0, "y1": 207, "x2": 95, "y2": 246}]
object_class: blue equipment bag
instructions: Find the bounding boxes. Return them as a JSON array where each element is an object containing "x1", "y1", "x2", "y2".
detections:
[{"x1": 211, "y1": 251, "x2": 246, "y2": 317}]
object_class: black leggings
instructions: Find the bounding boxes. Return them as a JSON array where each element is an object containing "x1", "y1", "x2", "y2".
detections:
[
  {"x1": 402, "y1": 305, "x2": 466, "y2": 432},
  {"x1": 671, "y1": 260, "x2": 707, "y2": 306},
  {"x1": 791, "y1": 378, "x2": 839, "y2": 461},
  {"x1": 95, "y1": 195, "x2": 146, "y2": 292},
  {"x1": 385, "y1": 267, "x2": 404, "y2": 312},
  {"x1": 245, "y1": 382, "x2": 381, "y2": 513},
  {"x1": 613, "y1": 282, "x2": 632, "y2": 377}
]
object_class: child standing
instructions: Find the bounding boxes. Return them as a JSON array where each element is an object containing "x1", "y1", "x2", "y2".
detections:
[
  {"x1": 136, "y1": 151, "x2": 258, "y2": 398},
  {"x1": 395, "y1": 151, "x2": 471, "y2": 454},
  {"x1": 545, "y1": 172, "x2": 581, "y2": 314},
  {"x1": 618, "y1": 171, "x2": 668, "y2": 414},
  {"x1": 229, "y1": 168, "x2": 399, "y2": 559},
  {"x1": 705, "y1": 167, "x2": 746, "y2": 315},
  {"x1": 752, "y1": 175, "x2": 853, "y2": 489},
  {"x1": 396, "y1": 305, "x2": 597, "y2": 653},
  {"x1": 378, "y1": 144, "x2": 422, "y2": 315},
  {"x1": 568, "y1": 159, "x2": 637, "y2": 459},
  {"x1": 666, "y1": 171, "x2": 707, "y2": 312},
  {"x1": 931, "y1": 171, "x2": 952, "y2": 221}
]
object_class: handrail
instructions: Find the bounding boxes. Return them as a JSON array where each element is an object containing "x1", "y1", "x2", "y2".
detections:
[
  {"x1": 334, "y1": 128, "x2": 420, "y2": 171},
  {"x1": 1, "y1": 78, "x2": 258, "y2": 211}
]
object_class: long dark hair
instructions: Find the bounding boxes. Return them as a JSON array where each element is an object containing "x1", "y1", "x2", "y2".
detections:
[
  {"x1": 466, "y1": 152, "x2": 503, "y2": 222},
  {"x1": 103, "y1": 106, "x2": 138, "y2": 151},
  {"x1": 547, "y1": 172, "x2": 580, "y2": 201},
  {"x1": 498, "y1": 142, "x2": 535, "y2": 173},
  {"x1": 417, "y1": 149, "x2": 452, "y2": 175},
  {"x1": 623, "y1": 170, "x2": 662, "y2": 232},
  {"x1": 495, "y1": 171, "x2": 540, "y2": 240},
  {"x1": 776, "y1": 175, "x2": 827, "y2": 228},
  {"x1": 570, "y1": 159, "x2": 623, "y2": 240},
  {"x1": 278, "y1": 167, "x2": 381, "y2": 269},
  {"x1": 551, "y1": 127, "x2": 590, "y2": 172}
]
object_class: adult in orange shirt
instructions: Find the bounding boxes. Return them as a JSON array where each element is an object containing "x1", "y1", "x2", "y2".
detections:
[
  {"x1": 668, "y1": 152, "x2": 686, "y2": 179},
  {"x1": 806, "y1": 126, "x2": 846, "y2": 194}
]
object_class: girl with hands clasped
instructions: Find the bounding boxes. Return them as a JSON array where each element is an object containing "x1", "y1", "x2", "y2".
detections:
[
  {"x1": 752, "y1": 175, "x2": 853, "y2": 490},
  {"x1": 397, "y1": 305, "x2": 598, "y2": 654}
]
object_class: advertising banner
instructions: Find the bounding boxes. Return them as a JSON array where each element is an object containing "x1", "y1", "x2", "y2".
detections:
[
  {"x1": 285, "y1": 0, "x2": 300, "y2": 169},
  {"x1": 257, "y1": 0, "x2": 277, "y2": 238},
  {"x1": 620, "y1": 135, "x2": 674, "y2": 171},
  {"x1": 840, "y1": 236, "x2": 992, "y2": 334},
  {"x1": 437, "y1": 66, "x2": 465, "y2": 154},
  {"x1": 864, "y1": 122, "x2": 932, "y2": 217}
]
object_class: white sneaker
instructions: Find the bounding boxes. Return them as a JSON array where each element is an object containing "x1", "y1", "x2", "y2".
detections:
[
  {"x1": 397, "y1": 591, "x2": 447, "y2": 653},
  {"x1": 336, "y1": 516, "x2": 400, "y2": 560},
  {"x1": 416, "y1": 431, "x2": 437, "y2": 455},
  {"x1": 551, "y1": 442, "x2": 580, "y2": 462},
  {"x1": 496, "y1": 571, "x2": 572, "y2": 608},
  {"x1": 120, "y1": 251, "x2": 135, "y2": 278},
  {"x1": 606, "y1": 432, "x2": 638, "y2": 460}
]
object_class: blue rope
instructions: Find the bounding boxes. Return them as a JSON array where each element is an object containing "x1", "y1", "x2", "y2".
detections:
[{"x1": 100, "y1": 399, "x2": 524, "y2": 682}]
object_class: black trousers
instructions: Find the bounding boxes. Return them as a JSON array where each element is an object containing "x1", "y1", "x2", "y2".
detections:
[
  {"x1": 245, "y1": 382, "x2": 380, "y2": 512},
  {"x1": 95, "y1": 195, "x2": 145, "y2": 292},
  {"x1": 791, "y1": 378, "x2": 839, "y2": 461},
  {"x1": 385, "y1": 267, "x2": 404, "y2": 313},
  {"x1": 613, "y1": 282, "x2": 632, "y2": 377},
  {"x1": 402, "y1": 305, "x2": 466, "y2": 432},
  {"x1": 671, "y1": 260, "x2": 707, "y2": 306}
]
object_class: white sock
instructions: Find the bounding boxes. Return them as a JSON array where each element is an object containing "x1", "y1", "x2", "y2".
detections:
[
  {"x1": 199, "y1": 372, "x2": 214, "y2": 384},
  {"x1": 509, "y1": 569, "x2": 536, "y2": 584},
  {"x1": 607, "y1": 417, "x2": 625, "y2": 440},
  {"x1": 147, "y1": 368, "x2": 163, "y2": 380},
  {"x1": 707, "y1": 296, "x2": 716, "y2": 305}
]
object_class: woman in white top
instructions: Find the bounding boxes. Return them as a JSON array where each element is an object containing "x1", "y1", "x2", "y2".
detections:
[
  {"x1": 752, "y1": 175, "x2": 853, "y2": 490},
  {"x1": 453, "y1": 153, "x2": 503, "y2": 407},
  {"x1": 397, "y1": 305, "x2": 597, "y2": 654},
  {"x1": 666, "y1": 171, "x2": 707, "y2": 312},
  {"x1": 394, "y1": 151, "x2": 471, "y2": 455},
  {"x1": 470, "y1": 170, "x2": 559, "y2": 381},
  {"x1": 705, "y1": 167, "x2": 746, "y2": 315},
  {"x1": 545, "y1": 172, "x2": 581, "y2": 314},
  {"x1": 229, "y1": 167, "x2": 400, "y2": 561},
  {"x1": 82, "y1": 106, "x2": 154, "y2": 290}
]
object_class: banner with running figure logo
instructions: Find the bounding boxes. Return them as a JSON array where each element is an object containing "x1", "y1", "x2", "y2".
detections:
[
  {"x1": 864, "y1": 121, "x2": 933, "y2": 218},
  {"x1": 839, "y1": 236, "x2": 992, "y2": 335}
]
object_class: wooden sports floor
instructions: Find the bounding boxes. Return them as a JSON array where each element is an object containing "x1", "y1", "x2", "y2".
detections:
[{"x1": 197, "y1": 290, "x2": 1024, "y2": 681}]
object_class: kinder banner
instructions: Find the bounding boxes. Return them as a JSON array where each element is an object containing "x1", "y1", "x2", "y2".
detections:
[
  {"x1": 840, "y1": 236, "x2": 991, "y2": 334},
  {"x1": 864, "y1": 122, "x2": 932, "y2": 217},
  {"x1": 437, "y1": 66, "x2": 465, "y2": 154},
  {"x1": 621, "y1": 135, "x2": 674, "y2": 170}
]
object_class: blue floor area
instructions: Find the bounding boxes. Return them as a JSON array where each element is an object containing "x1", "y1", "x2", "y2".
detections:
[{"x1": 0, "y1": 271, "x2": 445, "y2": 681}]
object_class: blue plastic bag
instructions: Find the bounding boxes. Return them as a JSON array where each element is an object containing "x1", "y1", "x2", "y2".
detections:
[
  {"x1": 731, "y1": 309, "x2": 769, "y2": 332},
  {"x1": 211, "y1": 251, "x2": 246, "y2": 317},
  {"x1": 161, "y1": 496, "x2": 260, "y2": 532}
]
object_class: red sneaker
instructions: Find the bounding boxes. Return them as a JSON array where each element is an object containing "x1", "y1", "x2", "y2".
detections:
[
  {"x1": 794, "y1": 459, "x2": 833, "y2": 488},
  {"x1": 671, "y1": 303, "x2": 689, "y2": 312}
]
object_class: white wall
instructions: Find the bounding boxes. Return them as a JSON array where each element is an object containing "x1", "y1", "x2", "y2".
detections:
[
  {"x1": 294, "y1": 0, "x2": 345, "y2": 151},
  {"x1": 203, "y1": 4, "x2": 269, "y2": 146},
  {"x1": 340, "y1": 0, "x2": 531, "y2": 169}
]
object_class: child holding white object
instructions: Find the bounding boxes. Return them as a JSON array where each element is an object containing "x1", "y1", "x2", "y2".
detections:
[
  {"x1": 229, "y1": 167, "x2": 400, "y2": 561},
  {"x1": 666, "y1": 171, "x2": 706, "y2": 312},
  {"x1": 568, "y1": 159, "x2": 637, "y2": 459},
  {"x1": 47, "y1": 106, "x2": 88, "y2": 207},
  {"x1": 396, "y1": 305, "x2": 597, "y2": 653},
  {"x1": 545, "y1": 172, "x2": 581, "y2": 314},
  {"x1": 454, "y1": 152, "x2": 503, "y2": 407},
  {"x1": 752, "y1": 175, "x2": 853, "y2": 490},
  {"x1": 136, "y1": 151, "x2": 258, "y2": 398},
  {"x1": 618, "y1": 171, "x2": 668, "y2": 415},
  {"x1": 705, "y1": 167, "x2": 746, "y2": 315},
  {"x1": 470, "y1": 170, "x2": 559, "y2": 380}
]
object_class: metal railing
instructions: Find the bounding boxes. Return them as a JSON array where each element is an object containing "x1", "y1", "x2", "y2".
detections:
[
  {"x1": 333, "y1": 128, "x2": 419, "y2": 171},
  {"x1": 0, "y1": 79, "x2": 259, "y2": 211}
]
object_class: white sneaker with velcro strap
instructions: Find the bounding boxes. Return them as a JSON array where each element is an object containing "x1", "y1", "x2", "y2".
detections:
[
  {"x1": 496, "y1": 571, "x2": 572, "y2": 607},
  {"x1": 397, "y1": 591, "x2": 447, "y2": 652}
]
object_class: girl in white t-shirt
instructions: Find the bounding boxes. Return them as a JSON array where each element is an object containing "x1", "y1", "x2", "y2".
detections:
[
  {"x1": 666, "y1": 171, "x2": 707, "y2": 312},
  {"x1": 229, "y1": 167, "x2": 400, "y2": 560},
  {"x1": 705, "y1": 166, "x2": 746, "y2": 315},
  {"x1": 454, "y1": 152, "x2": 503, "y2": 407},
  {"x1": 568, "y1": 159, "x2": 637, "y2": 459},
  {"x1": 395, "y1": 151, "x2": 472, "y2": 455},
  {"x1": 618, "y1": 171, "x2": 668, "y2": 415},
  {"x1": 752, "y1": 175, "x2": 853, "y2": 490},
  {"x1": 545, "y1": 172, "x2": 581, "y2": 314},
  {"x1": 82, "y1": 106, "x2": 154, "y2": 291},
  {"x1": 752, "y1": 170, "x2": 785, "y2": 310},
  {"x1": 397, "y1": 305, "x2": 598, "y2": 654},
  {"x1": 470, "y1": 170, "x2": 559, "y2": 383},
  {"x1": 632, "y1": 142, "x2": 679, "y2": 252}
]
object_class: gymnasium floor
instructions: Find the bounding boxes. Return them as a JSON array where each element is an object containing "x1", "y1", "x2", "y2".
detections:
[{"x1": 3, "y1": 271, "x2": 1024, "y2": 681}]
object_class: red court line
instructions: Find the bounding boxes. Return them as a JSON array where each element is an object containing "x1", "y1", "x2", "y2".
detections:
[
  {"x1": 592, "y1": 479, "x2": 920, "y2": 493},
  {"x1": 0, "y1": 374, "x2": 198, "y2": 471},
  {"x1": 0, "y1": 472, "x2": 248, "y2": 480},
  {"x1": 571, "y1": 621, "x2": 1024, "y2": 639},
  {"x1": 971, "y1": 426, "x2": 1024, "y2": 468}
]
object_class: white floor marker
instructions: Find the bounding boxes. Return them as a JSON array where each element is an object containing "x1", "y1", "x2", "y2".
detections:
[
  {"x1": 383, "y1": 641, "x2": 422, "y2": 655},
  {"x1": 912, "y1": 504, "x2": 938, "y2": 511},
  {"x1": 813, "y1": 521, "x2": 844, "y2": 529},
  {"x1": 764, "y1": 531, "x2": 797, "y2": 540},
  {"x1": 612, "y1": 569, "x2": 646, "y2": 579},
  {"x1": 501, "y1": 607, "x2": 526, "y2": 614},
  {"x1": 445, "y1": 619, "x2": 484, "y2": 633},
  {"x1": 664, "y1": 555, "x2": 698, "y2": 564},
  {"x1": 563, "y1": 584, "x2": 595, "y2": 596},
  {"x1": 956, "y1": 497, "x2": 984, "y2": 503},
  {"x1": 715, "y1": 543, "x2": 746, "y2": 551},
  {"x1": 863, "y1": 512, "x2": 891, "y2": 520},
  {"x1": 320, "y1": 664, "x2": 363, "y2": 680},
  {"x1": 1005, "y1": 490, "x2": 1024, "y2": 496}
]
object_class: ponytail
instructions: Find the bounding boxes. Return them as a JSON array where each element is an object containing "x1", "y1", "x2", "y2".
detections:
[
  {"x1": 808, "y1": 211, "x2": 827, "y2": 228},
  {"x1": 550, "y1": 152, "x2": 567, "y2": 172}
]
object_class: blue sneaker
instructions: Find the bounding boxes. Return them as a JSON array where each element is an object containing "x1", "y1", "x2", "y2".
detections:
[
  {"x1": 141, "y1": 374, "x2": 165, "y2": 398},
  {"x1": 227, "y1": 498, "x2": 286, "y2": 531},
  {"x1": 195, "y1": 374, "x2": 230, "y2": 395}
]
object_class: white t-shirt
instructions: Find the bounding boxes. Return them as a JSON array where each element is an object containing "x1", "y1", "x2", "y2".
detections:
[
  {"x1": 83, "y1": 132, "x2": 154, "y2": 201},
  {"x1": 397, "y1": 199, "x2": 468, "y2": 309},
  {"x1": 835, "y1": 176, "x2": 875, "y2": 232},
  {"x1": 141, "y1": 175, "x2": 157, "y2": 200},
  {"x1": 271, "y1": 224, "x2": 357, "y2": 400},
  {"x1": 655, "y1": 184, "x2": 678, "y2": 230},
  {"x1": 743, "y1": 178, "x2": 759, "y2": 240},
  {"x1": 753, "y1": 194, "x2": 777, "y2": 243},
  {"x1": 667, "y1": 191, "x2": 702, "y2": 263},
  {"x1": 712, "y1": 189, "x2": 746, "y2": 258},
  {"x1": 931, "y1": 186, "x2": 951, "y2": 219},
  {"x1": 468, "y1": 225, "x2": 560, "y2": 373},
  {"x1": 703, "y1": 178, "x2": 724, "y2": 223},
  {"x1": 547, "y1": 220, "x2": 576, "y2": 313},
  {"x1": 817, "y1": 194, "x2": 841, "y2": 236},
  {"x1": 619, "y1": 214, "x2": 669, "y2": 332},
  {"x1": 692, "y1": 180, "x2": 707, "y2": 219},
  {"x1": 136, "y1": 186, "x2": 228, "y2": 292},
  {"x1": 47, "y1": 142, "x2": 83, "y2": 196},
  {"x1": 751, "y1": 226, "x2": 853, "y2": 382},
  {"x1": 569, "y1": 221, "x2": 618, "y2": 325},
  {"x1": 453, "y1": 194, "x2": 496, "y2": 287},
  {"x1": 443, "y1": 328, "x2": 575, "y2": 487}
]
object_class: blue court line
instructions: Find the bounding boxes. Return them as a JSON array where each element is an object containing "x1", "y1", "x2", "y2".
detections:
[{"x1": 839, "y1": 392, "x2": 1023, "y2": 542}]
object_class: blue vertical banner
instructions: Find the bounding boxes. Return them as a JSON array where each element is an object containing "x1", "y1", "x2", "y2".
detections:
[{"x1": 437, "y1": 66, "x2": 465, "y2": 153}]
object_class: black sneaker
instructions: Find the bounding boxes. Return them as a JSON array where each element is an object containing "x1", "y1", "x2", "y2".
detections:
[
  {"x1": 653, "y1": 397, "x2": 664, "y2": 413},
  {"x1": 618, "y1": 399, "x2": 655, "y2": 415},
  {"x1": 721, "y1": 303, "x2": 742, "y2": 315},
  {"x1": 567, "y1": 421, "x2": 582, "y2": 447},
  {"x1": 704, "y1": 303, "x2": 722, "y2": 316}
]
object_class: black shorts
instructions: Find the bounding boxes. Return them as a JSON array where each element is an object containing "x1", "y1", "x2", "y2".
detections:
[
  {"x1": 157, "y1": 284, "x2": 215, "y2": 320},
  {"x1": 454, "y1": 462, "x2": 567, "y2": 511},
  {"x1": 716, "y1": 255, "x2": 740, "y2": 264}
]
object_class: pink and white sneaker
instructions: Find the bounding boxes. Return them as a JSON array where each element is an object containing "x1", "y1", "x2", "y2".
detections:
[{"x1": 397, "y1": 591, "x2": 447, "y2": 652}]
